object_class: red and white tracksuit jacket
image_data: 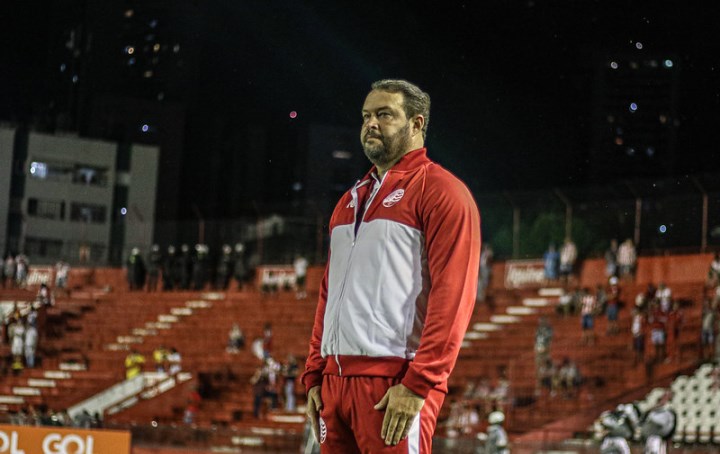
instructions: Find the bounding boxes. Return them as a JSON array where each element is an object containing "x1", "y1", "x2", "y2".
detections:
[{"x1": 302, "y1": 148, "x2": 481, "y2": 399}]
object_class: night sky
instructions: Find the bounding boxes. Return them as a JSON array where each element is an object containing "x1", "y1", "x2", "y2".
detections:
[{"x1": 5, "y1": 1, "x2": 720, "y2": 197}]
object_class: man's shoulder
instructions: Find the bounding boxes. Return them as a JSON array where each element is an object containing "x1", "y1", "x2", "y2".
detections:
[{"x1": 420, "y1": 161, "x2": 473, "y2": 197}]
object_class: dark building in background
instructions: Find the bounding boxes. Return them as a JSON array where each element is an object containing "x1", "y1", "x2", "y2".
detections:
[
  {"x1": 30, "y1": 0, "x2": 202, "y2": 249},
  {"x1": 590, "y1": 50, "x2": 680, "y2": 181}
]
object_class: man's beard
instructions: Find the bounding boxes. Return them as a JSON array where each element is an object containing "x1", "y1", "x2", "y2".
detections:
[{"x1": 362, "y1": 122, "x2": 411, "y2": 168}]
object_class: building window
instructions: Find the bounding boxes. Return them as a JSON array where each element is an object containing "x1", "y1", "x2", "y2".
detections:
[
  {"x1": 29, "y1": 160, "x2": 73, "y2": 182},
  {"x1": 29, "y1": 159, "x2": 109, "y2": 187},
  {"x1": 72, "y1": 165, "x2": 109, "y2": 186},
  {"x1": 27, "y1": 198, "x2": 66, "y2": 220},
  {"x1": 70, "y1": 203, "x2": 107, "y2": 224},
  {"x1": 25, "y1": 237, "x2": 64, "y2": 258}
]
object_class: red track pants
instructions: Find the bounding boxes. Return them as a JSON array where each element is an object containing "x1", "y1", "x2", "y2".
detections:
[{"x1": 318, "y1": 374, "x2": 445, "y2": 453}]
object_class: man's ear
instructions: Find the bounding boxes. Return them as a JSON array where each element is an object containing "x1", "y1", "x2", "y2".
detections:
[{"x1": 412, "y1": 115, "x2": 425, "y2": 137}]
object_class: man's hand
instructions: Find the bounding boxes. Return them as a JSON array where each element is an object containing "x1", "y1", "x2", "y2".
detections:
[
  {"x1": 306, "y1": 386, "x2": 323, "y2": 442},
  {"x1": 374, "y1": 383, "x2": 425, "y2": 446}
]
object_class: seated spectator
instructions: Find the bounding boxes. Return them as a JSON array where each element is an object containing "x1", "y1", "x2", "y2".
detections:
[
  {"x1": 167, "y1": 347, "x2": 182, "y2": 375},
  {"x1": 538, "y1": 358, "x2": 556, "y2": 395},
  {"x1": 36, "y1": 283, "x2": 54, "y2": 307},
  {"x1": 227, "y1": 323, "x2": 246, "y2": 353},
  {"x1": 557, "y1": 357, "x2": 581, "y2": 398},
  {"x1": 153, "y1": 345, "x2": 169, "y2": 372},
  {"x1": 261, "y1": 271, "x2": 279, "y2": 296},
  {"x1": 557, "y1": 288, "x2": 573, "y2": 317},
  {"x1": 124, "y1": 349, "x2": 145, "y2": 379}
]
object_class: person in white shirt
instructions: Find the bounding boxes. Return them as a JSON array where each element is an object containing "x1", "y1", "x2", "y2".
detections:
[
  {"x1": 293, "y1": 255, "x2": 309, "y2": 300},
  {"x1": 24, "y1": 323, "x2": 38, "y2": 368}
]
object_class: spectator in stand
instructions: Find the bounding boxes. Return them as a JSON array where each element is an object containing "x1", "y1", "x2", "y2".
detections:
[
  {"x1": 163, "y1": 245, "x2": 177, "y2": 291},
  {"x1": 262, "y1": 322, "x2": 273, "y2": 359},
  {"x1": 251, "y1": 358, "x2": 280, "y2": 418},
  {"x1": 126, "y1": 248, "x2": 147, "y2": 291},
  {"x1": 261, "y1": 271, "x2": 279, "y2": 296},
  {"x1": 581, "y1": 288, "x2": 597, "y2": 345},
  {"x1": 631, "y1": 308, "x2": 646, "y2": 365},
  {"x1": 617, "y1": 239, "x2": 637, "y2": 281},
  {"x1": 227, "y1": 323, "x2": 246, "y2": 353},
  {"x1": 559, "y1": 238, "x2": 578, "y2": 283},
  {"x1": 184, "y1": 385, "x2": 202, "y2": 425},
  {"x1": 177, "y1": 244, "x2": 192, "y2": 290},
  {"x1": 644, "y1": 283, "x2": 657, "y2": 306},
  {"x1": 535, "y1": 316, "x2": 553, "y2": 375},
  {"x1": 478, "y1": 244, "x2": 494, "y2": 302},
  {"x1": 36, "y1": 283, "x2": 55, "y2": 307},
  {"x1": 543, "y1": 243, "x2": 560, "y2": 281},
  {"x1": 596, "y1": 283, "x2": 608, "y2": 315},
  {"x1": 484, "y1": 411, "x2": 509, "y2": 454},
  {"x1": 124, "y1": 349, "x2": 145, "y2": 379},
  {"x1": 54, "y1": 261, "x2": 70, "y2": 296},
  {"x1": 215, "y1": 244, "x2": 234, "y2": 290},
  {"x1": 153, "y1": 345, "x2": 169, "y2": 372},
  {"x1": 24, "y1": 321, "x2": 38, "y2": 368},
  {"x1": 537, "y1": 358, "x2": 556, "y2": 395},
  {"x1": 192, "y1": 244, "x2": 210, "y2": 290},
  {"x1": 146, "y1": 244, "x2": 163, "y2": 292},
  {"x1": 3, "y1": 254, "x2": 16, "y2": 289},
  {"x1": 558, "y1": 357, "x2": 581, "y2": 398},
  {"x1": 15, "y1": 254, "x2": 28, "y2": 288},
  {"x1": 605, "y1": 281, "x2": 621, "y2": 336},
  {"x1": 700, "y1": 299, "x2": 716, "y2": 361},
  {"x1": 473, "y1": 377, "x2": 494, "y2": 414},
  {"x1": 604, "y1": 239, "x2": 619, "y2": 280},
  {"x1": 655, "y1": 282, "x2": 672, "y2": 313},
  {"x1": 10, "y1": 319, "x2": 25, "y2": 370},
  {"x1": 557, "y1": 287, "x2": 573, "y2": 317},
  {"x1": 667, "y1": 302, "x2": 684, "y2": 362},
  {"x1": 167, "y1": 347, "x2": 182, "y2": 375},
  {"x1": 648, "y1": 301, "x2": 668, "y2": 363},
  {"x1": 294, "y1": 254, "x2": 309, "y2": 300},
  {"x1": 233, "y1": 243, "x2": 248, "y2": 290},
  {"x1": 282, "y1": 354, "x2": 299, "y2": 411},
  {"x1": 708, "y1": 252, "x2": 720, "y2": 287}
]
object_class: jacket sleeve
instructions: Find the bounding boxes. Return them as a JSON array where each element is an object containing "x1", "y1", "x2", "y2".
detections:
[
  {"x1": 401, "y1": 170, "x2": 481, "y2": 398},
  {"x1": 301, "y1": 256, "x2": 329, "y2": 393}
]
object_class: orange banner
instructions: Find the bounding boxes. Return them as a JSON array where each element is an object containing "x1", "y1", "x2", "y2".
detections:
[{"x1": 0, "y1": 425, "x2": 130, "y2": 454}]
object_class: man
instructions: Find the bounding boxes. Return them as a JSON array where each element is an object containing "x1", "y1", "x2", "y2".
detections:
[
  {"x1": 485, "y1": 411, "x2": 509, "y2": 454},
  {"x1": 302, "y1": 79, "x2": 481, "y2": 452}
]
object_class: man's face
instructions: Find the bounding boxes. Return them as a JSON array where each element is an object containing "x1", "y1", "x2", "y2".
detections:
[{"x1": 360, "y1": 90, "x2": 413, "y2": 169}]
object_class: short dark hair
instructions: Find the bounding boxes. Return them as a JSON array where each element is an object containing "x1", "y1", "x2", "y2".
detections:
[{"x1": 371, "y1": 79, "x2": 430, "y2": 139}]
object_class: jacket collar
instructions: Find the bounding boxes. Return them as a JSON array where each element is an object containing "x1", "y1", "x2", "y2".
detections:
[{"x1": 361, "y1": 148, "x2": 430, "y2": 182}]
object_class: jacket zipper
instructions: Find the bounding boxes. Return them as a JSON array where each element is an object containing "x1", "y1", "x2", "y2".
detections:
[{"x1": 332, "y1": 174, "x2": 384, "y2": 376}]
